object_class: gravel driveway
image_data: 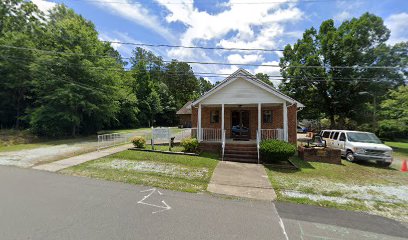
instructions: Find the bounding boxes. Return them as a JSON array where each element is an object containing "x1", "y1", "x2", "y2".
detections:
[{"x1": 0, "y1": 141, "x2": 97, "y2": 168}]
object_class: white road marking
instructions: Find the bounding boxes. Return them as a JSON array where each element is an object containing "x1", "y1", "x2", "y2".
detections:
[
  {"x1": 272, "y1": 204, "x2": 289, "y2": 240},
  {"x1": 138, "y1": 188, "x2": 171, "y2": 214}
]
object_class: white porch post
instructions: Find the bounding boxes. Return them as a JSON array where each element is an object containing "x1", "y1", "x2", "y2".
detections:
[
  {"x1": 221, "y1": 104, "x2": 225, "y2": 133},
  {"x1": 258, "y1": 103, "x2": 261, "y2": 138},
  {"x1": 198, "y1": 103, "x2": 202, "y2": 142},
  {"x1": 283, "y1": 102, "x2": 288, "y2": 141}
]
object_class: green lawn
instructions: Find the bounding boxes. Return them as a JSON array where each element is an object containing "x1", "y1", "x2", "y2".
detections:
[
  {"x1": 143, "y1": 145, "x2": 185, "y2": 152},
  {"x1": 97, "y1": 128, "x2": 152, "y2": 134},
  {"x1": 61, "y1": 150, "x2": 219, "y2": 193},
  {"x1": 265, "y1": 156, "x2": 408, "y2": 222},
  {"x1": 385, "y1": 139, "x2": 408, "y2": 159}
]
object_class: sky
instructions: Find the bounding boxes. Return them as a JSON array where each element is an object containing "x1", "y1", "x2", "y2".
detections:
[{"x1": 31, "y1": 0, "x2": 408, "y2": 83}]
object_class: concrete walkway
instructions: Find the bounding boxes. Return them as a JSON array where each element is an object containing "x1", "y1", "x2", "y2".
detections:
[
  {"x1": 207, "y1": 161, "x2": 277, "y2": 201},
  {"x1": 33, "y1": 144, "x2": 133, "y2": 172}
]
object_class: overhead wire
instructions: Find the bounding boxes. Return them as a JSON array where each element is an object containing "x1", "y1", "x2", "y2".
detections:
[
  {"x1": 1, "y1": 44, "x2": 405, "y2": 70},
  {"x1": 1, "y1": 54, "x2": 396, "y2": 83}
]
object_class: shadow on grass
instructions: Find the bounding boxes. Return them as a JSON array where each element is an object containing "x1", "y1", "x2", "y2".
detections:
[
  {"x1": 353, "y1": 160, "x2": 398, "y2": 171},
  {"x1": 199, "y1": 152, "x2": 221, "y2": 161},
  {"x1": 263, "y1": 156, "x2": 313, "y2": 173},
  {"x1": 264, "y1": 164, "x2": 300, "y2": 173}
]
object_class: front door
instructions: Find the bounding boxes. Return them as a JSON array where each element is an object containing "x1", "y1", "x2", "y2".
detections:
[{"x1": 231, "y1": 110, "x2": 250, "y2": 139}]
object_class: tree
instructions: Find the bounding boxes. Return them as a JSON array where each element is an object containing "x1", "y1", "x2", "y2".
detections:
[
  {"x1": 0, "y1": 0, "x2": 45, "y2": 128},
  {"x1": 255, "y1": 73, "x2": 274, "y2": 86},
  {"x1": 30, "y1": 5, "x2": 123, "y2": 136},
  {"x1": 164, "y1": 60, "x2": 199, "y2": 108},
  {"x1": 197, "y1": 77, "x2": 213, "y2": 96},
  {"x1": 378, "y1": 85, "x2": 408, "y2": 139},
  {"x1": 279, "y1": 13, "x2": 405, "y2": 128}
]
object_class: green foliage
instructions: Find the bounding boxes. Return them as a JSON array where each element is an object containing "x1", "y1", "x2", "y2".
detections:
[
  {"x1": 255, "y1": 73, "x2": 274, "y2": 86},
  {"x1": 131, "y1": 136, "x2": 146, "y2": 148},
  {"x1": 378, "y1": 86, "x2": 408, "y2": 139},
  {"x1": 260, "y1": 140, "x2": 296, "y2": 162},
  {"x1": 279, "y1": 13, "x2": 406, "y2": 128},
  {"x1": 0, "y1": 2, "x2": 205, "y2": 136},
  {"x1": 181, "y1": 137, "x2": 199, "y2": 152}
]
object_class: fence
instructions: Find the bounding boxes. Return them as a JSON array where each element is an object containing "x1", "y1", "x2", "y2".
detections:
[
  {"x1": 97, "y1": 132, "x2": 137, "y2": 150},
  {"x1": 97, "y1": 128, "x2": 195, "y2": 150}
]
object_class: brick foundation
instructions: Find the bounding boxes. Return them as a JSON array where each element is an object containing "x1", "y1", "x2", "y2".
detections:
[{"x1": 298, "y1": 146, "x2": 341, "y2": 164}]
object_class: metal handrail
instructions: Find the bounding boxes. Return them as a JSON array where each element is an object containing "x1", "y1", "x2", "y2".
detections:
[
  {"x1": 221, "y1": 130, "x2": 226, "y2": 161},
  {"x1": 256, "y1": 130, "x2": 260, "y2": 164}
]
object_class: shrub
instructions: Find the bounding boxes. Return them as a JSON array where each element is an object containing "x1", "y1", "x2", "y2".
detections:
[
  {"x1": 260, "y1": 139, "x2": 296, "y2": 163},
  {"x1": 131, "y1": 136, "x2": 146, "y2": 148},
  {"x1": 181, "y1": 137, "x2": 199, "y2": 152}
]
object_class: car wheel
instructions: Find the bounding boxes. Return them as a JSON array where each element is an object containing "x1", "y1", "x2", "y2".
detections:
[
  {"x1": 346, "y1": 151, "x2": 355, "y2": 162},
  {"x1": 376, "y1": 161, "x2": 391, "y2": 167}
]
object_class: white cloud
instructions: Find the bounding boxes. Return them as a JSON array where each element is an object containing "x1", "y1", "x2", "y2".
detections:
[
  {"x1": 90, "y1": 0, "x2": 174, "y2": 41},
  {"x1": 227, "y1": 54, "x2": 264, "y2": 64},
  {"x1": 31, "y1": 0, "x2": 56, "y2": 13},
  {"x1": 385, "y1": 12, "x2": 408, "y2": 45},
  {"x1": 153, "y1": 0, "x2": 303, "y2": 79},
  {"x1": 155, "y1": 0, "x2": 303, "y2": 50},
  {"x1": 219, "y1": 65, "x2": 239, "y2": 75},
  {"x1": 253, "y1": 61, "x2": 281, "y2": 77},
  {"x1": 334, "y1": 11, "x2": 351, "y2": 22}
]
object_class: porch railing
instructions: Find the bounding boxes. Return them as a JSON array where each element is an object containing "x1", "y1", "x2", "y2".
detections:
[
  {"x1": 199, "y1": 128, "x2": 222, "y2": 142},
  {"x1": 260, "y1": 128, "x2": 284, "y2": 141}
]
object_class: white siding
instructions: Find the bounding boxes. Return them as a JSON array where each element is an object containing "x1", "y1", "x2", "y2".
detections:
[{"x1": 201, "y1": 77, "x2": 285, "y2": 105}]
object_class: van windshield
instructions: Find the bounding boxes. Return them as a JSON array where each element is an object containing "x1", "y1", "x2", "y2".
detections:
[{"x1": 347, "y1": 132, "x2": 382, "y2": 144}]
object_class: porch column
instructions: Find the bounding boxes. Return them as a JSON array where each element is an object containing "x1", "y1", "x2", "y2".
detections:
[
  {"x1": 198, "y1": 103, "x2": 202, "y2": 142},
  {"x1": 258, "y1": 103, "x2": 261, "y2": 138},
  {"x1": 221, "y1": 104, "x2": 225, "y2": 133},
  {"x1": 283, "y1": 102, "x2": 288, "y2": 141}
]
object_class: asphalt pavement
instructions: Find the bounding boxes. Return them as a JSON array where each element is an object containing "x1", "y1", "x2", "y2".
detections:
[{"x1": 1, "y1": 166, "x2": 407, "y2": 240}]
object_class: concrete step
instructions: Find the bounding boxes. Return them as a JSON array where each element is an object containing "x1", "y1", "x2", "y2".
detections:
[
  {"x1": 223, "y1": 157, "x2": 258, "y2": 163},
  {"x1": 224, "y1": 145, "x2": 257, "y2": 151},
  {"x1": 224, "y1": 150, "x2": 257, "y2": 155},
  {"x1": 224, "y1": 153, "x2": 257, "y2": 159}
]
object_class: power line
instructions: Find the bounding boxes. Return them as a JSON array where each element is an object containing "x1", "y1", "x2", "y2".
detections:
[
  {"x1": 101, "y1": 41, "x2": 284, "y2": 52},
  {"x1": 1, "y1": 55, "x2": 398, "y2": 83},
  {"x1": 1, "y1": 44, "x2": 405, "y2": 70}
]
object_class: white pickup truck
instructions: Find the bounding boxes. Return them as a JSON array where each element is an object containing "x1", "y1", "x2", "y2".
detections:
[{"x1": 319, "y1": 130, "x2": 393, "y2": 167}]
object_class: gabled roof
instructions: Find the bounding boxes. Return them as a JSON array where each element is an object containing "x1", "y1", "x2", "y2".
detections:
[
  {"x1": 176, "y1": 101, "x2": 192, "y2": 115},
  {"x1": 191, "y1": 68, "x2": 304, "y2": 107}
]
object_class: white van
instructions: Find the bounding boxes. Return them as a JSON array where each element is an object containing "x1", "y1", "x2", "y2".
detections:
[{"x1": 319, "y1": 130, "x2": 393, "y2": 167}]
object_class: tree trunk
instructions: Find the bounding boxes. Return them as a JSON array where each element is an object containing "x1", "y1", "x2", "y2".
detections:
[
  {"x1": 72, "y1": 125, "x2": 76, "y2": 137},
  {"x1": 338, "y1": 117, "x2": 345, "y2": 129},
  {"x1": 15, "y1": 92, "x2": 22, "y2": 129},
  {"x1": 329, "y1": 114, "x2": 335, "y2": 129}
]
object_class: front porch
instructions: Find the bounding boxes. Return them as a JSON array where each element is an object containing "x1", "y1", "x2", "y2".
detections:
[{"x1": 191, "y1": 103, "x2": 289, "y2": 143}]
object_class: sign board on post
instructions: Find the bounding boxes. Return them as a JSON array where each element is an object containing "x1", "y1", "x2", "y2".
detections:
[{"x1": 152, "y1": 127, "x2": 171, "y2": 151}]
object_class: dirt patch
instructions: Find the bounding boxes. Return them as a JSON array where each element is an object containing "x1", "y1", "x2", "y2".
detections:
[{"x1": 91, "y1": 159, "x2": 209, "y2": 179}]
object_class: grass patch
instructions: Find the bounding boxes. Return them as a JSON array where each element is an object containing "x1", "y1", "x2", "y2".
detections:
[
  {"x1": 61, "y1": 150, "x2": 219, "y2": 193},
  {"x1": 265, "y1": 155, "x2": 408, "y2": 222},
  {"x1": 143, "y1": 144, "x2": 185, "y2": 152},
  {"x1": 385, "y1": 139, "x2": 408, "y2": 159}
]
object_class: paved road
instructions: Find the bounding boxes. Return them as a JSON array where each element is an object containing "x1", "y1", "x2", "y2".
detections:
[{"x1": 1, "y1": 166, "x2": 407, "y2": 240}]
